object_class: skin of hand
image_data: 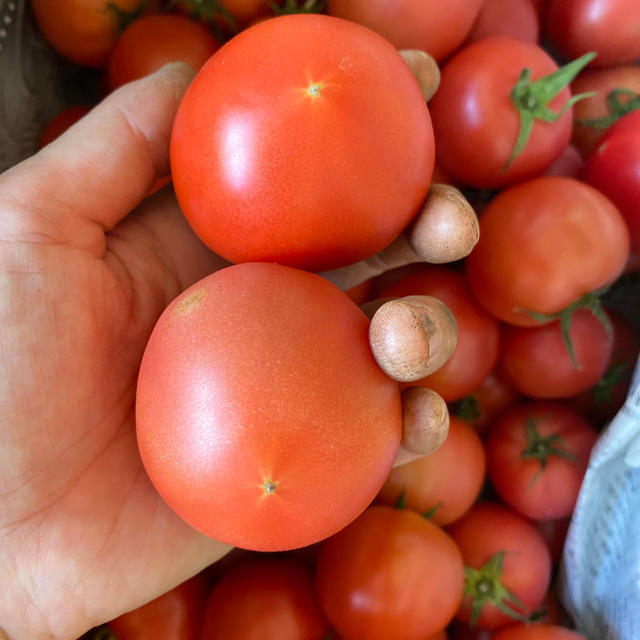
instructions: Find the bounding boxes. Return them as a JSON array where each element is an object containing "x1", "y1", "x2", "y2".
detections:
[{"x1": 0, "y1": 62, "x2": 470, "y2": 640}]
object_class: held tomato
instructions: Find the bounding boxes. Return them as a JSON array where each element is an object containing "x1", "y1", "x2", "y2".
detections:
[
  {"x1": 326, "y1": 0, "x2": 483, "y2": 62},
  {"x1": 492, "y1": 625, "x2": 586, "y2": 640},
  {"x1": 107, "y1": 14, "x2": 220, "y2": 90},
  {"x1": 170, "y1": 14, "x2": 434, "y2": 271},
  {"x1": 377, "y1": 267, "x2": 501, "y2": 402},
  {"x1": 377, "y1": 416, "x2": 486, "y2": 526},
  {"x1": 485, "y1": 401, "x2": 598, "y2": 520},
  {"x1": 199, "y1": 558, "x2": 331, "y2": 639},
  {"x1": 316, "y1": 505, "x2": 465, "y2": 640},
  {"x1": 135, "y1": 263, "x2": 402, "y2": 551},
  {"x1": 466, "y1": 177, "x2": 629, "y2": 327}
]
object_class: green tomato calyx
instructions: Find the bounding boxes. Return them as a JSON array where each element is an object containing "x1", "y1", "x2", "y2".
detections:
[{"x1": 579, "y1": 88, "x2": 640, "y2": 130}]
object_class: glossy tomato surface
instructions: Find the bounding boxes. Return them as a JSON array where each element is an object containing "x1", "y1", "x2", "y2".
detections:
[
  {"x1": 492, "y1": 625, "x2": 586, "y2": 640},
  {"x1": 466, "y1": 0, "x2": 539, "y2": 44},
  {"x1": 316, "y1": 505, "x2": 464, "y2": 640},
  {"x1": 171, "y1": 14, "x2": 434, "y2": 271},
  {"x1": 136, "y1": 263, "x2": 402, "y2": 551}
]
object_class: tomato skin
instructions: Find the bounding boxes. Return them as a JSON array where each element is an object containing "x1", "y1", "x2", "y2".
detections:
[
  {"x1": 581, "y1": 110, "x2": 640, "y2": 253},
  {"x1": 430, "y1": 38, "x2": 572, "y2": 189},
  {"x1": 448, "y1": 503, "x2": 552, "y2": 630},
  {"x1": 498, "y1": 308, "x2": 613, "y2": 399},
  {"x1": 31, "y1": 0, "x2": 158, "y2": 68},
  {"x1": 171, "y1": 14, "x2": 434, "y2": 272},
  {"x1": 543, "y1": 145, "x2": 583, "y2": 178},
  {"x1": 466, "y1": 0, "x2": 539, "y2": 45},
  {"x1": 136, "y1": 263, "x2": 402, "y2": 551},
  {"x1": 466, "y1": 176, "x2": 630, "y2": 327},
  {"x1": 545, "y1": 0, "x2": 640, "y2": 68},
  {"x1": 492, "y1": 625, "x2": 586, "y2": 640},
  {"x1": 107, "y1": 14, "x2": 219, "y2": 90},
  {"x1": 326, "y1": 0, "x2": 483, "y2": 62},
  {"x1": 535, "y1": 518, "x2": 571, "y2": 565},
  {"x1": 109, "y1": 574, "x2": 206, "y2": 640},
  {"x1": 378, "y1": 267, "x2": 501, "y2": 402},
  {"x1": 485, "y1": 402, "x2": 598, "y2": 520},
  {"x1": 199, "y1": 558, "x2": 331, "y2": 639},
  {"x1": 377, "y1": 416, "x2": 486, "y2": 526},
  {"x1": 570, "y1": 65, "x2": 640, "y2": 158},
  {"x1": 316, "y1": 505, "x2": 465, "y2": 640}
]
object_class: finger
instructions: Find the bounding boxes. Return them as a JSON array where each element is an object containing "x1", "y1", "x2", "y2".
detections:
[
  {"x1": 320, "y1": 185, "x2": 478, "y2": 291},
  {"x1": 369, "y1": 295, "x2": 458, "y2": 382},
  {"x1": 393, "y1": 387, "x2": 449, "y2": 467},
  {"x1": 0, "y1": 63, "x2": 195, "y2": 254},
  {"x1": 400, "y1": 49, "x2": 441, "y2": 102}
]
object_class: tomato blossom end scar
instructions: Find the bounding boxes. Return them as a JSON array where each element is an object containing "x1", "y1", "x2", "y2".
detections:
[
  {"x1": 306, "y1": 82, "x2": 323, "y2": 98},
  {"x1": 262, "y1": 479, "x2": 278, "y2": 495}
]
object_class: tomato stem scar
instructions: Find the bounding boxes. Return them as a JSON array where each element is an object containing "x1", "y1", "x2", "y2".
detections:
[
  {"x1": 307, "y1": 82, "x2": 323, "y2": 97},
  {"x1": 263, "y1": 479, "x2": 278, "y2": 494}
]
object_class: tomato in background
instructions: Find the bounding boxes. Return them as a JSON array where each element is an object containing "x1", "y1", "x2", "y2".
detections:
[
  {"x1": 316, "y1": 505, "x2": 464, "y2": 640},
  {"x1": 545, "y1": 0, "x2": 640, "y2": 67},
  {"x1": 448, "y1": 503, "x2": 552, "y2": 630},
  {"x1": 466, "y1": 177, "x2": 630, "y2": 327},
  {"x1": 492, "y1": 625, "x2": 586, "y2": 640},
  {"x1": 171, "y1": 14, "x2": 434, "y2": 272},
  {"x1": 498, "y1": 308, "x2": 613, "y2": 399},
  {"x1": 107, "y1": 14, "x2": 219, "y2": 90},
  {"x1": 543, "y1": 145, "x2": 583, "y2": 178},
  {"x1": 136, "y1": 263, "x2": 402, "y2": 551},
  {"x1": 581, "y1": 110, "x2": 640, "y2": 254},
  {"x1": 199, "y1": 558, "x2": 331, "y2": 639},
  {"x1": 485, "y1": 401, "x2": 598, "y2": 520},
  {"x1": 535, "y1": 518, "x2": 571, "y2": 565},
  {"x1": 108, "y1": 574, "x2": 206, "y2": 640},
  {"x1": 377, "y1": 416, "x2": 486, "y2": 526},
  {"x1": 466, "y1": 0, "x2": 539, "y2": 45},
  {"x1": 430, "y1": 38, "x2": 585, "y2": 189},
  {"x1": 378, "y1": 267, "x2": 501, "y2": 402},
  {"x1": 38, "y1": 105, "x2": 92, "y2": 148},
  {"x1": 450, "y1": 622, "x2": 494, "y2": 640},
  {"x1": 326, "y1": 0, "x2": 483, "y2": 62},
  {"x1": 570, "y1": 65, "x2": 640, "y2": 158}
]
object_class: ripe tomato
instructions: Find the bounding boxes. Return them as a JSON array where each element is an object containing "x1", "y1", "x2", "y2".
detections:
[
  {"x1": 326, "y1": 0, "x2": 483, "y2": 62},
  {"x1": 485, "y1": 401, "x2": 598, "y2": 520},
  {"x1": 449, "y1": 622, "x2": 493, "y2": 640},
  {"x1": 448, "y1": 503, "x2": 552, "y2": 630},
  {"x1": 316, "y1": 505, "x2": 464, "y2": 640},
  {"x1": 570, "y1": 65, "x2": 640, "y2": 158},
  {"x1": 377, "y1": 416, "x2": 486, "y2": 526},
  {"x1": 543, "y1": 145, "x2": 583, "y2": 178},
  {"x1": 497, "y1": 308, "x2": 614, "y2": 399},
  {"x1": 136, "y1": 263, "x2": 402, "y2": 551},
  {"x1": 377, "y1": 267, "x2": 501, "y2": 402},
  {"x1": 199, "y1": 557, "x2": 331, "y2": 639},
  {"x1": 545, "y1": 0, "x2": 640, "y2": 67},
  {"x1": 107, "y1": 14, "x2": 219, "y2": 90},
  {"x1": 38, "y1": 105, "x2": 92, "y2": 148},
  {"x1": 171, "y1": 14, "x2": 434, "y2": 271},
  {"x1": 108, "y1": 574, "x2": 206, "y2": 640},
  {"x1": 430, "y1": 38, "x2": 584, "y2": 189},
  {"x1": 492, "y1": 625, "x2": 586, "y2": 640},
  {"x1": 581, "y1": 110, "x2": 640, "y2": 254},
  {"x1": 31, "y1": 0, "x2": 158, "y2": 68},
  {"x1": 466, "y1": 0, "x2": 539, "y2": 45},
  {"x1": 466, "y1": 177, "x2": 629, "y2": 327},
  {"x1": 535, "y1": 518, "x2": 571, "y2": 565}
]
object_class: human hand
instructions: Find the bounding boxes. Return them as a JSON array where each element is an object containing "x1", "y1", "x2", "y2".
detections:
[{"x1": 0, "y1": 62, "x2": 476, "y2": 640}]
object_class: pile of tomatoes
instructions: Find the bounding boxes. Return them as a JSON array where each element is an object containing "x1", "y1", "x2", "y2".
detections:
[{"x1": 30, "y1": 0, "x2": 640, "y2": 639}]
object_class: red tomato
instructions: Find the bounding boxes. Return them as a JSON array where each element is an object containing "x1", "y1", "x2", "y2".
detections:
[
  {"x1": 450, "y1": 622, "x2": 494, "y2": 640},
  {"x1": 326, "y1": 0, "x2": 483, "y2": 62},
  {"x1": 466, "y1": 176, "x2": 630, "y2": 327},
  {"x1": 535, "y1": 518, "x2": 571, "y2": 565},
  {"x1": 485, "y1": 402, "x2": 598, "y2": 520},
  {"x1": 451, "y1": 372, "x2": 522, "y2": 439},
  {"x1": 316, "y1": 505, "x2": 465, "y2": 640},
  {"x1": 498, "y1": 308, "x2": 614, "y2": 399},
  {"x1": 38, "y1": 105, "x2": 92, "y2": 148},
  {"x1": 107, "y1": 14, "x2": 219, "y2": 90},
  {"x1": 344, "y1": 279, "x2": 374, "y2": 305},
  {"x1": 377, "y1": 416, "x2": 486, "y2": 526},
  {"x1": 378, "y1": 267, "x2": 501, "y2": 402},
  {"x1": 581, "y1": 110, "x2": 640, "y2": 253},
  {"x1": 466, "y1": 0, "x2": 539, "y2": 44},
  {"x1": 171, "y1": 14, "x2": 434, "y2": 271},
  {"x1": 545, "y1": 0, "x2": 640, "y2": 67},
  {"x1": 199, "y1": 557, "x2": 331, "y2": 639},
  {"x1": 136, "y1": 263, "x2": 402, "y2": 551},
  {"x1": 543, "y1": 145, "x2": 583, "y2": 178},
  {"x1": 571, "y1": 65, "x2": 640, "y2": 158},
  {"x1": 31, "y1": 0, "x2": 159, "y2": 68},
  {"x1": 492, "y1": 625, "x2": 585, "y2": 640},
  {"x1": 109, "y1": 574, "x2": 206, "y2": 640},
  {"x1": 448, "y1": 503, "x2": 552, "y2": 630},
  {"x1": 430, "y1": 38, "x2": 584, "y2": 189}
]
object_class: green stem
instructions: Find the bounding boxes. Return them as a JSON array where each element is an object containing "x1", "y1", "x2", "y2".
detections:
[{"x1": 578, "y1": 88, "x2": 640, "y2": 129}]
